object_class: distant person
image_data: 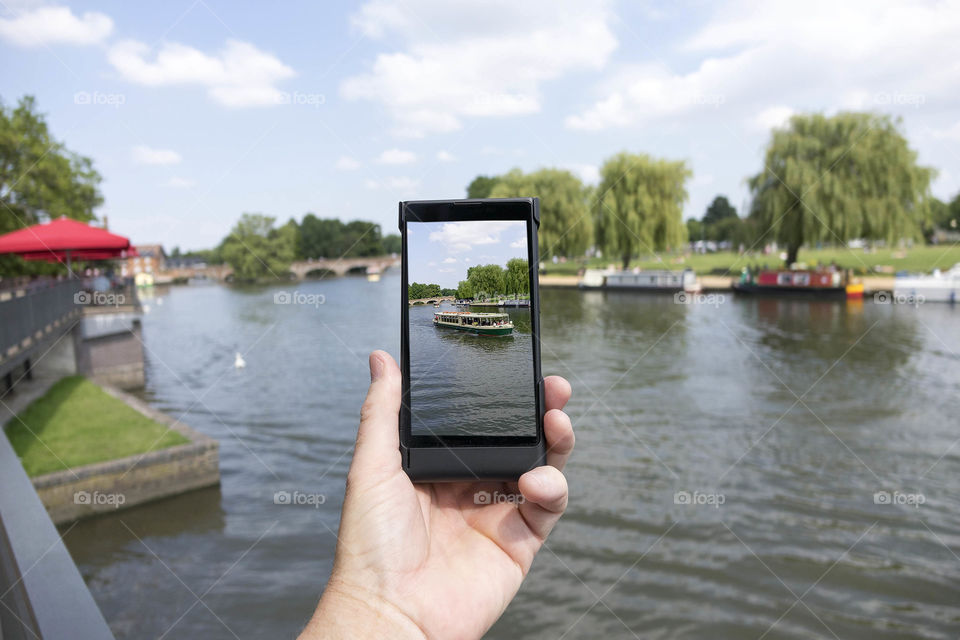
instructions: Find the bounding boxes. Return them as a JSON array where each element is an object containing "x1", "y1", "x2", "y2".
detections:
[{"x1": 298, "y1": 351, "x2": 575, "y2": 639}]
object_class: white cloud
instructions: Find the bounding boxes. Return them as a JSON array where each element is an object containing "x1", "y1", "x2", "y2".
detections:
[
  {"x1": 336, "y1": 156, "x2": 361, "y2": 170},
  {"x1": 165, "y1": 176, "x2": 195, "y2": 188},
  {"x1": 441, "y1": 257, "x2": 458, "y2": 263},
  {"x1": 342, "y1": 0, "x2": 617, "y2": 136},
  {"x1": 376, "y1": 148, "x2": 417, "y2": 164},
  {"x1": 750, "y1": 106, "x2": 795, "y2": 132},
  {"x1": 0, "y1": 6, "x2": 113, "y2": 47},
  {"x1": 510, "y1": 237, "x2": 526, "y2": 249},
  {"x1": 428, "y1": 220, "x2": 517, "y2": 252},
  {"x1": 133, "y1": 145, "x2": 181, "y2": 165},
  {"x1": 108, "y1": 39, "x2": 295, "y2": 108},
  {"x1": 436, "y1": 150, "x2": 456, "y2": 162},
  {"x1": 929, "y1": 121, "x2": 960, "y2": 143},
  {"x1": 566, "y1": 0, "x2": 960, "y2": 132}
]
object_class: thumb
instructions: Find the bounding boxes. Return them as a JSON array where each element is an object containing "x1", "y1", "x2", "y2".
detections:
[{"x1": 351, "y1": 350, "x2": 402, "y2": 475}]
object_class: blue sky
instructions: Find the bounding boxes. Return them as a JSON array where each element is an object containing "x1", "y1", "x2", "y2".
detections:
[
  {"x1": 2, "y1": 1, "x2": 959, "y2": 252},
  {"x1": 407, "y1": 220, "x2": 526, "y2": 289}
]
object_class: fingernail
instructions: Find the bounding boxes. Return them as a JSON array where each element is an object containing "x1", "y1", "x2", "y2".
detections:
[{"x1": 369, "y1": 352, "x2": 384, "y2": 381}]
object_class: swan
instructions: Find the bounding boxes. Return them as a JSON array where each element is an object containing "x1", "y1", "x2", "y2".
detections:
[{"x1": 234, "y1": 352, "x2": 246, "y2": 369}]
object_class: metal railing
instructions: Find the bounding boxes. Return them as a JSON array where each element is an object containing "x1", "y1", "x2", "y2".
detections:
[
  {"x1": 0, "y1": 280, "x2": 83, "y2": 364},
  {"x1": 0, "y1": 435, "x2": 115, "y2": 639}
]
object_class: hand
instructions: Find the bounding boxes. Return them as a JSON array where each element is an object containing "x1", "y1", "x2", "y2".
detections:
[{"x1": 299, "y1": 350, "x2": 575, "y2": 640}]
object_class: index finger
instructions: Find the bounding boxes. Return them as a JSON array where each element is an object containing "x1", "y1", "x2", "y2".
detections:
[{"x1": 544, "y1": 376, "x2": 571, "y2": 412}]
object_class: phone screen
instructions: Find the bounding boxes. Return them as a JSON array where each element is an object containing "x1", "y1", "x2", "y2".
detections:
[{"x1": 405, "y1": 218, "x2": 537, "y2": 439}]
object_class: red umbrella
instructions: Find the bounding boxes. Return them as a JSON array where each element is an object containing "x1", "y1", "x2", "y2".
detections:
[{"x1": 0, "y1": 216, "x2": 135, "y2": 275}]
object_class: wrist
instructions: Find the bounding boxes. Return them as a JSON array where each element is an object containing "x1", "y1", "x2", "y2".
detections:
[{"x1": 300, "y1": 578, "x2": 427, "y2": 640}]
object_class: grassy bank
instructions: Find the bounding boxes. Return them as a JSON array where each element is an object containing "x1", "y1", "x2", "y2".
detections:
[
  {"x1": 5, "y1": 376, "x2": 188, "y2": 477},
  {"x1": 541, "y1": 245, "x2": 960, "y2": 276}
]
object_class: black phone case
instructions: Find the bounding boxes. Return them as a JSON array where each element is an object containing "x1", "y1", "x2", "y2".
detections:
[{"x1": 399, "y1": 198, "x2": 547, "y2": 482}]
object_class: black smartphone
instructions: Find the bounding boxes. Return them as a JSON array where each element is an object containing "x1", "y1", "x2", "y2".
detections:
[{"x1": 399, "y1": 198, "x2": 547, "y2": 482}]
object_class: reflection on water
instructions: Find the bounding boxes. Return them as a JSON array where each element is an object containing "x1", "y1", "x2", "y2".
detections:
[
  {"x1": 409, "y1": 304, "x2": 536, "y2": 436},
  {"x1": 62, "y1": 275, "x2": 960, "y2": 639}
]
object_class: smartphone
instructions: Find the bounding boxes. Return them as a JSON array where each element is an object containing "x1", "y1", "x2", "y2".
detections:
[{"x1": 399, "y1": 198, "x2": 547, "y2": 482}]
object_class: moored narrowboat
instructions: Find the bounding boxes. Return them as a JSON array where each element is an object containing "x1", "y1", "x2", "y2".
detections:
[
  {"x1": 433, "y1": 311, "x2": 513, "y2": 336},
  {"x1": 733, "y1": 269, "x2": 863, "y2": 299}
]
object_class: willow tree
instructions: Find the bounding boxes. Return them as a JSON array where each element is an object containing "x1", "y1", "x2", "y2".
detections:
[
  {"x1": 748, "y1": 112, "x2": 935, "y2": 266},
  {"x1": 489, "y1": 168, "x2": 592, "y2": 259},
  {"x1": 593, "y1": 152, "x2": 690, "y2": 269}
]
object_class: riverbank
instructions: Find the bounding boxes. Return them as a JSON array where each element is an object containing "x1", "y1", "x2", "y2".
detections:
[
  {"x1": 538, "y1": 273, "x2": 897, "y2": 293},
  {"x1": 540, "y1": 245, "x2": 960, "y2": 277}
]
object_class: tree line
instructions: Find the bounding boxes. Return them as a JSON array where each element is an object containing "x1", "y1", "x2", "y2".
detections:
[
  {"x1": 3, "y1": 94, "x2": 957, "y2": 279},
  {"x1": 470, "y1": 112, "x2": 954, "y2": 268},
  {"x1": 408, "y1": 259, "x2": 530, "y2": 301}
]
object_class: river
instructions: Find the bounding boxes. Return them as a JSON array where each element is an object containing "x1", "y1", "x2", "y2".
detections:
[{"x1": 62, "y1": 274, "x2": 960, "y2": 639}]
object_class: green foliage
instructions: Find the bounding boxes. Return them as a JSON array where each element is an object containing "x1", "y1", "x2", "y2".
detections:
[
  {"x1": 1, "y1": 95, "x2": 104, "y2": 275},
  {"x1": 408, "y1": 282, "x2": 442, "y2": 299},
  {"x1": 489, "y1": 168, "x2": 592, "y2": 259},
  {"x1": 594, "y1": 152, "x2": 691, "y2": 269},
  {"x1": 686, "y1": 218, "x2": 703, "y2": 241},
  {"x1": 221, "y1": 213, "x2": 296, "y2": 281},
  {"x1": 467, "y1": 263, "x2": 505, "y2": 299},
  {"x1": 6, "y1": 376, "x2": 188, "y2": 477},
  {"x1": 703, "y1": 195, "x2": 738, "y2": 226},
  {"x1": 456, "y1": 279, "x2": 474, "y2": 299},
  {"x1": 503, "y1": 257, "x2": 530, "y2": 296},
  {"x1": 466, "y1": 175, "x2": 501, "y2": 199},
  {"x1": 748, "y1": 112, "x2": 935, "y2": 265},
  {"x1": 383, "y1": 233, "x2": 402, "y2": 254},
  {"x1": 299, "y1": 215, "x2": 385, "y2": 259}
]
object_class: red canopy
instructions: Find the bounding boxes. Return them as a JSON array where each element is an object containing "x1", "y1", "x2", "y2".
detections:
[{"x1": 0, "y1": 217, "x2": 135, "y2": 262}]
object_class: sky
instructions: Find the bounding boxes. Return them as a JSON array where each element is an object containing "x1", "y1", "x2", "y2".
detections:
[
  {"x1": 407, "y1": 220, "x2": 526, "y2": 290},
  {"x1": 2, "y1": 0, "x2": 960, "y2": 252}
]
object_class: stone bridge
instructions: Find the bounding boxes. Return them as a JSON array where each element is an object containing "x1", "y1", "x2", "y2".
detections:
[
  {"x1": 408, "y1": 295, "x2": 455, "y2": 306},
  {"x1": 164, "y1": 256, "x2": 400, "y2": 282}
]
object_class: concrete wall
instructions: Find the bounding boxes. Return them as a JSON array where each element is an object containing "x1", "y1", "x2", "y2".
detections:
[
  {"x1": 74, "y1": 312, "x2": 145, "y2": 389},
  {"x1": 30, "y1": 384, "x2": 220, "y2": 525}
]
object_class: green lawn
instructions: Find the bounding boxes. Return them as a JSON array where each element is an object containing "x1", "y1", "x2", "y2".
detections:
[
  {"x1": 541, "y1": 245, "x2": 960, "y2": 276},
  {"x1": 5, "y1": 376, "x2": 189, "y2": 477}
]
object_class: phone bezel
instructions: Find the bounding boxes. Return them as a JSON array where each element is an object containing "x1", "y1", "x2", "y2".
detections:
[{"x1": 399, "y1": 198, "x2": 545, "y2": 468}]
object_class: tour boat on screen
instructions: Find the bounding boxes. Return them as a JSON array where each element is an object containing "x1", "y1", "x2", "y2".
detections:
[{"x1": 433, "y1": 311, "x2": 514, "y2": 336}]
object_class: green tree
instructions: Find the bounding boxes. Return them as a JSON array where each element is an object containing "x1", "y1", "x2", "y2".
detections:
[
  {"x1": 1, "y1": 95, "x2": 103, "y2": 274},
  {"x1": 503, "y1": 258, "x2": 529, "y2": 296},
  {"x1": 686, "y1": 218, "x2": 703, "y2": 243},
  {"x1": 382, "y1": 233, "x2": 401, "y2": 254},
  {"x1": 466, "y1": 175, "x2": 501, "y2": 199},
  {"x1": 277, "y1": 218, "x2": 302, "y2": 260},
  {"x1": 221, "y1": 213, "x2": 296, "y2": 281},
  {"x1": 748, "y1": 112, "x2": 935, "y2": 265},
  {"x1": 467, "y1": 264, "x2": 505, "y2": 299},
  {"x1": 703, "y1": 195, "x2": 738, "y2": 226},
  {"x1": 489, "y1": 168, "x2": 592, "y2": 259},
  {"x1": 342, "y1": 220, "x2": 383, "y2": 257},
  {"x1": 594, "y1": 152, "x2": 691, "y2": 269},
  {"x1": 456, "y1": 279, "x2": 474, "y2": 299}
]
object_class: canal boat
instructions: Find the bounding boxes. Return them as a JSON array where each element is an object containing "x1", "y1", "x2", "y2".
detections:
[
  {"x1": 581, "y1": 268, "x2": 701, "y2": 293},
  {"x1": 733, "y1": 269, "x2": 863, "y2": 299},
  {"x1": 893, "y1": 264, "x2": 960, "y2": 303},
  {"x1": 433, "y1": 311, "x2": 513, "y2": 336}
]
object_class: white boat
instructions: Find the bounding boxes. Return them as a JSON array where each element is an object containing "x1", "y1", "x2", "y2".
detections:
[
  {"x1": 582, "y1": 268, "x2": 700, "y2": 293},
  {"x1": 894, "y1": 264, "x2": 960, "y2": 303}
]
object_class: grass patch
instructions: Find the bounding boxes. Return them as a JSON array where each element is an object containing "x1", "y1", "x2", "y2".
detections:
[
  {"x1": 5, "y1": 376, "x2": 189, "y2": 477},
  {"x1": 541, "y1": 245, "x2": 960, "y2": 276}
]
